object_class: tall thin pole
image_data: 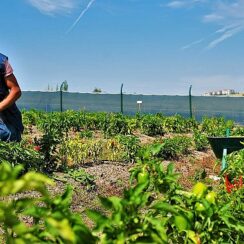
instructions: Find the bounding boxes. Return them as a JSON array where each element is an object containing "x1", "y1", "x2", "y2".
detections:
[
  {"x1": 60, "y1": 89, "x2": 63, "y2": 112},
  {"x1": 189, "y1": 85, "x2": 192, "y2": 118},
  {"x1": 120, "y1": 83, "x2": 124, "y2": 114},
  {"x1": 60, "y1": 82, "x2": 64, "y2": 112}
]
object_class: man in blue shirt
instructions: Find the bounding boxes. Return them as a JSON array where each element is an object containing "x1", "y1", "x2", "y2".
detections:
[{"x1": 0, "y1": 53, "x2": 24, "y2": 141}]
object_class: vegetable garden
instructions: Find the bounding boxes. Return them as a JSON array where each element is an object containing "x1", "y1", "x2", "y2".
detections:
[{"x1": 0, "y1": 110, "x2": 243, "y2": 243}]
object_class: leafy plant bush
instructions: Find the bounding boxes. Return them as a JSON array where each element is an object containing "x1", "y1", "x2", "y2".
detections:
[
  {"x1": 162, "y1": 115, "x2": 198, "y2": 133},
  {"x1": 231, "y1": 125, "x2": 244, "y2": 136},
  {"x1": 68, "y1": 168, "x2": 96, "y2": 191},
  {"x1": 154, "y1": 136, "x2": 192, "y2": 160},
  {"x1": 22, "y1": 109, "x2": 44, "y2": 127},
  {"x1": 37, "y1": 112, "x2": 69, "y2": 137},
  {"x1": 101, "y1": 113, "x2": 130, "y2": 136},
  {"x1": 193, "y1": 130, "x2": 209, "y2": 151},
  {"x1": 201, "y1": 117, "x2": 234, "y2": 136},
  {"x1": 82, "y1": 112, "x2": 107, "y2": 131},
  {"x1": 225, "y1": 148, "x2": 244, "y2": 181},
  {"x1": 60, "y1": 137, "x2": 103, "y2": 165},
  {"x1": 61, "y1": 136, "x2": 140, "y2": 165},
  {"x1": 140, "y1": 114, "x2": 165, "y2": 136},
  {"x1": 34, "y1": 132, "x2": 62, "y2": 173},
  {"x1": 115, "y1": 135, "x2": 141, "y2": 162},
  {"x1": 0, "y1": 141, "x2": 44, "y2": 172}
]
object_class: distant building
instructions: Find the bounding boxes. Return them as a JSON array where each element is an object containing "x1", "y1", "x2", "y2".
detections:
[{"x1": 203, "y1": 89, "x2": 237, "y2": 96}]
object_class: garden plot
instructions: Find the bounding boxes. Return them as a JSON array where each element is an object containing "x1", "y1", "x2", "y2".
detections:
[{"x1": 0, "y1": 111, "x2": 243, "y2": 243}]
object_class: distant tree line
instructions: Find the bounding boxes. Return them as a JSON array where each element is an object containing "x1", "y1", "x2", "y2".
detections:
[
  {"x1": 47, "y1": 80, "x2": 69, "y2": 92},
  {"x1": 47, "y1": 82, "x2": 103, "y2": 93},
  {"x1": 93, "y1": 87, "x2": 102, "y2": 93}
]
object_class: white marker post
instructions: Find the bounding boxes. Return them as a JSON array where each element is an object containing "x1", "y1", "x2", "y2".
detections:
[{"x1": 137, "y1": 100, "x2": 142, "y2": 113}]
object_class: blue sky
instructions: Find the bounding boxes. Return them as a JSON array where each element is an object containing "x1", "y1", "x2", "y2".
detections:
[{"x1": 1, "y1": 0, "x2": 244, "y2": 95}]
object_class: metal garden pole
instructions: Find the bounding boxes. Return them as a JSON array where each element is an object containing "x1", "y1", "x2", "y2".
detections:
[
  {"x1": 60, "y1": 82, "x2": 65, "y2": 112},
  {"x1": 60, "y1": 89, "x2": 63, "y2": 112},
  {"x1": 189, "y1": 85, "x2": 193, "y2": 118},
  {"x1": 120, "y1": 83, "x2": 124, "y2": 114}
]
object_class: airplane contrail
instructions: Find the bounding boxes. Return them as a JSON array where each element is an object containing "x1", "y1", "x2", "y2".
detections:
[
  {"x1": 66, "y1": 0, "x2": 96, "y2": 34},
  {"x1": 181, "y1": 39, "x2": 204, "y2": 50}
]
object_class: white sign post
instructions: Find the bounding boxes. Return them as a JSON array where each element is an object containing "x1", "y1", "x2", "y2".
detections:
[{"x1": 137, "y1": 100, "x2": 142, "y2": 113}]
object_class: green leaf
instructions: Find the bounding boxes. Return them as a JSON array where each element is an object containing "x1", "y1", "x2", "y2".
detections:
[
  {"x1": 12, "y1": 223, "x2": 32, "y2": 235},
  {"x1": 152, "y1": 202, "x2": 178, "y2": 215},
  {"x1": 86, "y1": 210, "x2": 109, "y2": 231},
  {"x1": 146, "y1": 217, "x2": 168, "y2": 243},
  {"x1": 46, "y1": 217, "x2": 76, "y2": 242},
  {"x1": 151, "y1": 144, "x2": 163, "y2": 156},
  {"x1": 107, "y1": 196, "x2": 122, "y2": 211},
  {"x1": 174, "y1": 215, "x2": 191, "y2": 231},
  {"x1": 166, "y1": 163, "x2": 174, "y2": 175}
]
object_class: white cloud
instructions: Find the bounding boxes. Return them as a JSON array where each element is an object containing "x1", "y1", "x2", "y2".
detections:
[
  {"x1": 27, "y1": 0, "x2": 96, "y2": 32},
  {"x1": 203, "y1": 14, "x2": 223, "y2": 23},
  {"x1": 181, "y1": 39, "x2": 204, "y2": 50},
  {"x1": 27, "y1": 0, "x2": 79, "y2": 15},
  {"x1": 166, "y1": 1, "x2": 187, "y2": 8},
  {"x1": 203, "y1": 1, "x2": 244, "y2": 48},
  {"x1": 171, "y1": 0, "x2": 244, "y2": 49},
  {"x1": 205, "y1": 1, "x2": 244, "y2": 25},
  {"x1": 207, "y1": 25, "x2": 244, "y2": 49},
  {"x1": 166, "y1": 0, "x2": 206, "y2": 9}
]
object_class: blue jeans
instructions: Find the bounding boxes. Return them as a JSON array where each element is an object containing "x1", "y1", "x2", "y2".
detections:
[{"x1": 0, "y1": 121, "x2": 21, "y2": 142}]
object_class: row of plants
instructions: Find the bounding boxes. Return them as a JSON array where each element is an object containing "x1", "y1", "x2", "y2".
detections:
[
  {"x1": 1, "y1": 110, "x2": 232, "y2": 184},
  {"x1": 0, "y1": 134, "x2": 193, "y2": 173},
  {"x1": 0, "y1": 145, "x2": 243, "y2": 243},
  {"x1": 33, "y1": 133, "x2": 203, "y2": 172},
  {"x1": 61, "y1": 135, "x2": 194, "y2": 166},
  {"x1": 22, "y1": 110, "x2": 243, "y2": 138},
  {"x1": 21, "y1": 111, "x2": 244, "y2": 171}
]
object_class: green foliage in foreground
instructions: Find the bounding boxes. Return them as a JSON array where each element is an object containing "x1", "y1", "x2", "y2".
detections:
[
  {"x1": 0, "y1": 146, "x2": 244, "y2": 243},
  {"x1": 0, "y1": 162, "x2": 96, "y2": 243}
]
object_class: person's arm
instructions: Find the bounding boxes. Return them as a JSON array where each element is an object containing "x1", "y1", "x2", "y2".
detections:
[{"x1": 0, "y1": 74, "x2": 21, "y2": 112}]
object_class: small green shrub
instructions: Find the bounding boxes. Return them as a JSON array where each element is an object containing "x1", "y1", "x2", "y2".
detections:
[
  {"x1": 140, "y1": 114, "x2": 165, "y2": 136},
  {"x1": 115, "y1": 135, "x2": 141, "y2": 162},
  {"x1": 68, "y1": 168, "x2": 96, "y2": 191},
  {"x1": 102, "y1": 113, "x2": 130, "y2": 136},
  {"x1": 154, "y1": 136, "x2": 192, "y2": 159},
  {"x1": 163, "y1": 115, "x2": 198, "y2": 133},
  {"x1": 225, "y1": 148, "x2": 244, "y2": 180},
  {"x1": 0, "y1": 141, "x2": 44, "y2": 172},
  {"x1": 201, "y1": 117, "x2": 234, "y2": 136},
  {"x1": 232, "y1": 125, "x2": 244, "y2": 136},
  {"x1": 193, "y1": 130, "x2": 209, "y2": 151}
]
